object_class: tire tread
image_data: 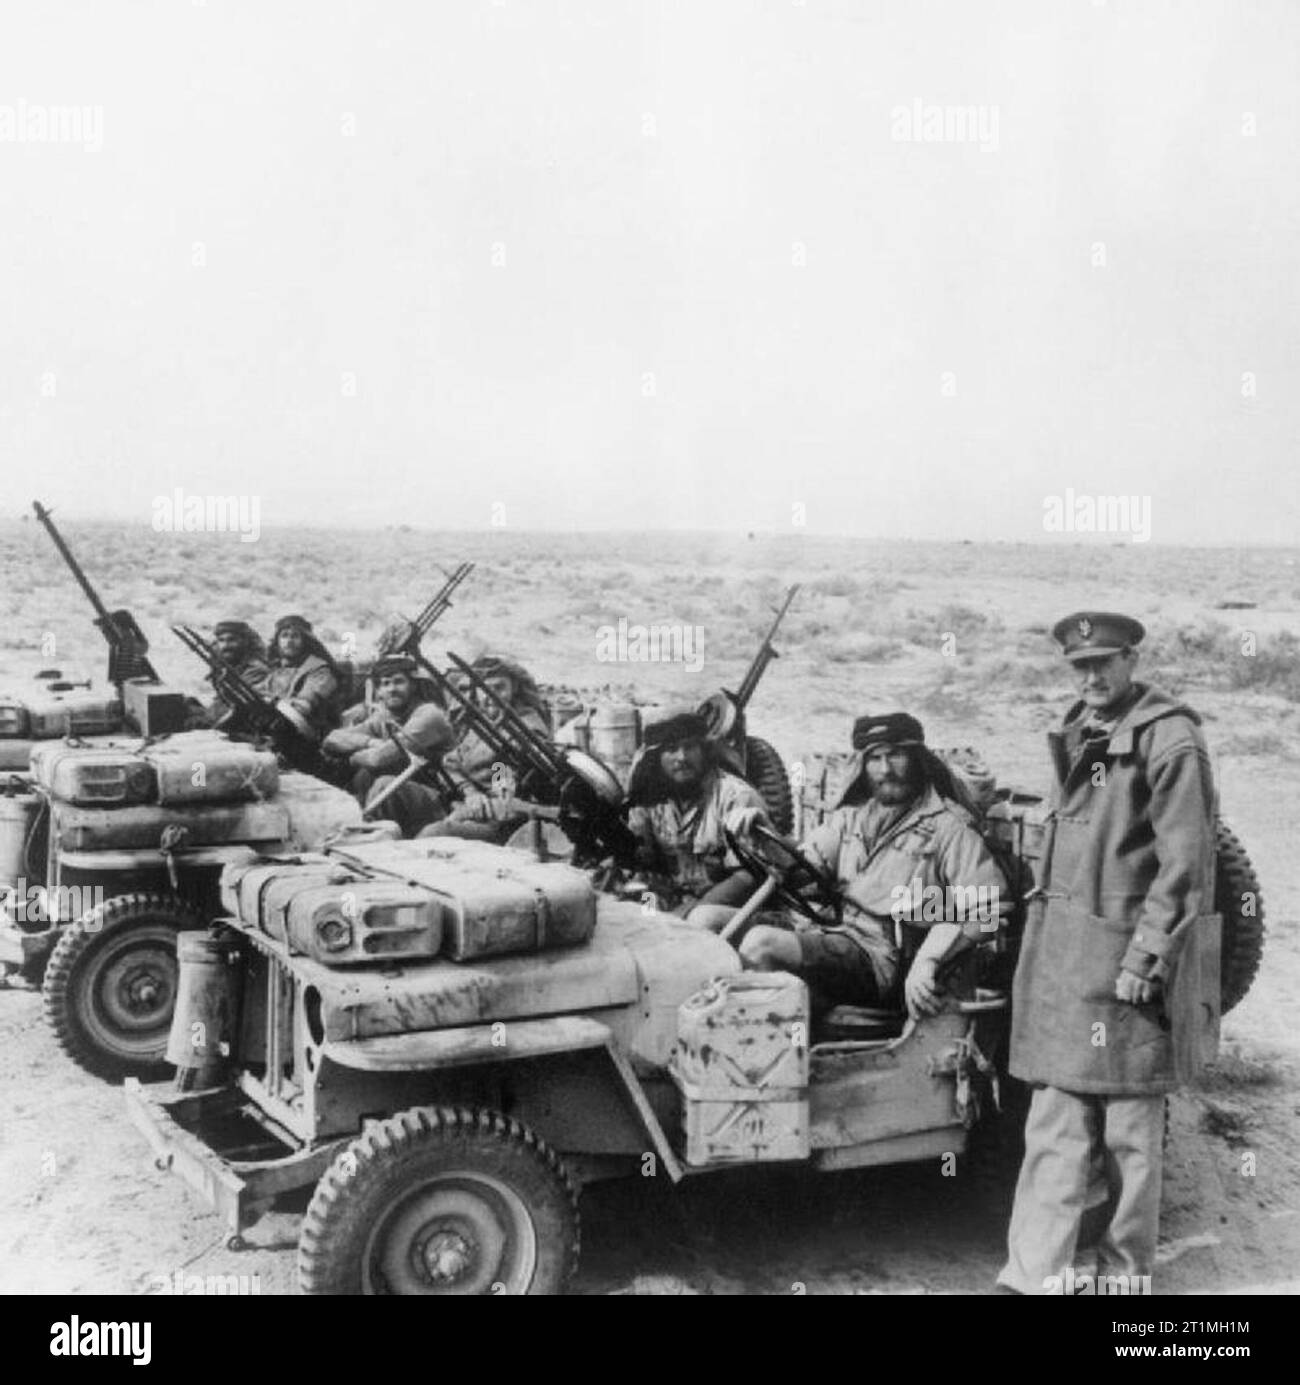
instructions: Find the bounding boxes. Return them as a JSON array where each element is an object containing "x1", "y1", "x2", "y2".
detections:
[
  {"x1": 42, "y1": 891, "x2": 201, "y2": 1081},
  {"x1": 298, "y1": 1105, "x2": 580, "y2": 1296}
]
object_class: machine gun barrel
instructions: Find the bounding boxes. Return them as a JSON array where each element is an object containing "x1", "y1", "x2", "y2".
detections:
[
  {"x1": 33, "y1": 499, "x2": 159, "y2": 685},
  {"x1": 172, "y1": 625, "x2": 324, "y2": 774},
  {"x1": 411, "y1": 561, "x2": 475, "y2": 639},
  {"x1": 426, "y1": 661, "x2": 555, "y2": 790},
  {"x1": 32, "y1": 501, "x2": 111, "y2": 621},
  {"x1": 444, "y1": 653, "x2": 568, "y2": 783},
  {"x1": 172, "y1": 626, "x2": 263, "y2": 716},
  {"x1": 442, "y1": 653, "x2": 638, "y2": 868},
  {"x1": 419, "y1": 663, "x2": 524, "y2": 772},
  {"x1": 732, "y1": 583, "x2": 799, "y2": 713}
]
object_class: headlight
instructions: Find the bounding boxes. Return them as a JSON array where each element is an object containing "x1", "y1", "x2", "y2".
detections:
[{"x1": 316, "y1": 916, "x2": 353, "y2": 952}]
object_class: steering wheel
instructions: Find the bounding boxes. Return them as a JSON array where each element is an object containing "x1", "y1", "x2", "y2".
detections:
[{"x1": 723, "y1": 822, "x2": 842, "y2": 927}]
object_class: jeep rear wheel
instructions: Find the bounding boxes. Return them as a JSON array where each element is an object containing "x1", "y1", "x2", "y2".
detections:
[
  {"x1": 299, "y1": 1106, "x2": 580, "y2": 1296},
  {"x1": 1215, "y1": 820, "x2": 1264, "y2": 1015},
  {"x1": 42, "y1": 893, "x2": 201, "y2": 1082},
  {"x1": 745, "y1": 736, "x2": 794, "y2": 835}
]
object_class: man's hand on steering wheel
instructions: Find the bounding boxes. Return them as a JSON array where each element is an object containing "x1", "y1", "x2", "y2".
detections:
[{"x1": 723, "y1": 822, "x2": 842, "y2": 927}]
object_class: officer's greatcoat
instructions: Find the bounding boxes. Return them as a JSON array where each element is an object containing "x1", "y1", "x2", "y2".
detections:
[{"x1": 1011, "y1": 683, "x2": 1219, "y2": 1095}]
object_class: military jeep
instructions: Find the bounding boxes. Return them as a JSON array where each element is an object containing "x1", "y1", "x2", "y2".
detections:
[
  {"x1": 0, "y1": 729, "x2": 385, "y2": 1080},
  {"x1": 124, "y1": 819, "x2": 1042, "y2": 1295}
]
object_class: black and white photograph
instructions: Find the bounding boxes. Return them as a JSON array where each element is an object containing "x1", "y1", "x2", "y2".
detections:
[{"x1": 0, "y1": 0, "x2": 1295, "y2": 1331}]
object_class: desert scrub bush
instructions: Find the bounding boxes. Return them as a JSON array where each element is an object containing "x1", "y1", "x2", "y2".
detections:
[
  {"x1": 1225, "y1": 630, "x2": 1300, "y2": 700},
  {"x1": 823, "y1": 634, "x2": 905, "y2": 664},
  {"x1": 1145, "y1": 620, "x2": 1232, "y2": 665},
  {"x1": 1147, "y1": 622, "x2": 1300, "y2": 701},
  {"x1": 966, "y1": 654, "x2": 1059, "y2": 690},
  {"x1": 784, "y1": 614, "x2": 834, "y2": 641},
  {"x1": 934, "y1": 603, "x2": 1005, "y2": 640},
  {"x1": 806, "y1": 573, "x2": 863, "y2": 599},
  {"x1": 917, "y1": 681, "x2": 980, "y2": 720},
  {"x1": 864, "y1": 607, "x2": 933, "y2": 644},
  {"x1": 1214, "y1": 728, "x2": 1293, "y2": 757}
]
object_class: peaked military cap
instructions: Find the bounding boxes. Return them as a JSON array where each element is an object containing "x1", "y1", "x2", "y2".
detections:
[{"x1": 1052, "y1": 611, "x2": 1145, "y2": 662}]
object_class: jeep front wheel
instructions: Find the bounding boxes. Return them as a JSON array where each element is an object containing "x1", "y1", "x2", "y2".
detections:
[
  {"x1": 42, "y1": 892, "x2": 201, "y2": 1082},
  {"x1": 299, "y1": 1106, "x2": 580, "y2": 1296}
]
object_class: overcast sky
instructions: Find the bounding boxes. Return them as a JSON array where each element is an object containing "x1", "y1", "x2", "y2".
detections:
[{"x1": 3, "y1": 1, "x2": 1297, "y2": 542}]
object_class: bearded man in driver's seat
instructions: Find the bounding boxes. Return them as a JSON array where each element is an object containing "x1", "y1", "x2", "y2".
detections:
[{"x1": 741, "y1": 713, "x2": 1010, "y2": 1019}]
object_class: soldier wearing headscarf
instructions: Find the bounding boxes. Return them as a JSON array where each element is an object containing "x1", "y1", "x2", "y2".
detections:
[
  {"x1": 264, "y1": 614, "x2": 341, "y2": 740},
  {"x1": 741, "y1": 713, "x2": 1010, "y2": 1016},
  {"x1": 421, "y1": 654, "x2": 557, "y2": 844},
  {"x1": 190, "y1": 619, "x2": 270, "y2": 729},
  {"x1": 623, "y1": 706, "x2": 771, "y2": 929}
]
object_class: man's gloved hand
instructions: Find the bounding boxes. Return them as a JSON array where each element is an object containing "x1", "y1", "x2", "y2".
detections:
[
  {"x1": 1115, "y1": 968, "x2": 1163, "y2": 1006},
  {"x1": 904, "y1": 957, "x2": 943, "y2": 1020}
]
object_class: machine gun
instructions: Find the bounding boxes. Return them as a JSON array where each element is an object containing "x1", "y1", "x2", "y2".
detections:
[
  {"x1": 374, "y1": 562, "x2": 475, "y2": 660},
  {"x1": 32, "y1": 500, "x2": 159, "y2": 687},
  {"x1": 171, "y1": 624, "x2": 327, "y2": 776},
  {"x1": 427, "y1": 653, "x2": 638, "y2": 869},
  {"x1": 698, "y1": 583, "x2": 799, "y2": 748}
]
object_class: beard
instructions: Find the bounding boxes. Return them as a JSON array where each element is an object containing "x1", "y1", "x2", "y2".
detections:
[
  {"x1": 664, "y1": 764, "x2": 704, "y2": 793},
  {"x1": 868, "y1": 760, "x2": 924, "y2": 806}
]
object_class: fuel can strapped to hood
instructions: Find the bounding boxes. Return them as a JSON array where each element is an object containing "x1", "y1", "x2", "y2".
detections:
[{"x1": 220, "y1": 837, "x2": 598, "y2": 966}]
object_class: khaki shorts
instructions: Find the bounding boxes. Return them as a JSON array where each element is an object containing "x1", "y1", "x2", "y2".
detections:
[{"x1": 796, "y1": 927, "x2": 891, "y2": 1007}]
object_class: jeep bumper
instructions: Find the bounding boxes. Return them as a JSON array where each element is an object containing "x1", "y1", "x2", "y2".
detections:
[
  {"x1": 124, "y1": 1079, "x2": 345, "y2": 1244},
  {"x1": 0, "y1": 920, "x2": 60, "y2": 969}
]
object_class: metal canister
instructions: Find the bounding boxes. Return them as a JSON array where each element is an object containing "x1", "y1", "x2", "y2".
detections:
[
  {"x1": 166, "y1": 928, "x2": 243, "y2": 1084},
  {"x1": 590, "y1": 703, "x2": 640, "y2": 781},
  {"x1": 0, "y1": 786, "x2": 40, "y2": 889}
]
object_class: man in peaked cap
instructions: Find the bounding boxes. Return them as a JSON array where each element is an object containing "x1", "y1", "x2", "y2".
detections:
[
  {"x1": 624, "y1": 705, "x2": 771, "y2": 929},
  {"x1": 997, "y1": 613, "x2": 1218, "y2": 1294},
  {"x1": 740, "y1": 712, "x2": 1010, "y2": 1016},
  {"x1": 323, "y1": 653, "x2": 455, "y2": 835}
]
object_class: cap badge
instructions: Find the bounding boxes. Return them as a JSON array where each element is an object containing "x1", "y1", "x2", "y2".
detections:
[{"x1": 1077, "y1": 617, "x2": 1093, "y2": 639}]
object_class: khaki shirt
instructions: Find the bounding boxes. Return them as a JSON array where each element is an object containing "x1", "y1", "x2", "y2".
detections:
[
  {"x1": 322, "y1": 696, "x2": 453, "y2": 774},
  {"x1": 627, "y1": 769, "x2": 768, "y2": 907},
  {"x1": 804, "y1": 786, "x2": 1010, "y2": 993},
  {"x1": 265, "y1": 654, "x2": 339, "y2": 736},
  {"x1": 443, "y1": 706, "x2": 551, "y2": 792}
]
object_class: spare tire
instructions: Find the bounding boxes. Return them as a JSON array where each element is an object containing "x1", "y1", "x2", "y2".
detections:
[
  {"x1": 744, "y1": 736, "x2": 793, "y2": 835},
  {"x1": 1215, "y1": 819, "x2": 1265, "y2": 1015}
]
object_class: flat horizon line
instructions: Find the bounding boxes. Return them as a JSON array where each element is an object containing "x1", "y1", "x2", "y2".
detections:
[{"x1": 1, "y1": 515, "x2": 1295, "y2": 550}]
